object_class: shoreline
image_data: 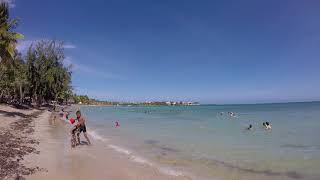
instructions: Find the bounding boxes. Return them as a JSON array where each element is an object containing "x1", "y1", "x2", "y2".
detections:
[
  {"x1": 74, "y1": 104, "x2": 319, "y2": 180},
  {"x1": 2, "y1": 103, "x2": 315, "y2": 179},
  {"x1": 0, "y1": 104, "x2": 191, "y2": 180}
]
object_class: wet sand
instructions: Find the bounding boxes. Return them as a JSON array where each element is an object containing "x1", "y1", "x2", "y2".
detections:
[{"x1": 17, "y1": 106, "x2": 191, "y2": 180}]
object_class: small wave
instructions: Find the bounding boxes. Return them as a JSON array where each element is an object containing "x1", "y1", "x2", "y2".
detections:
[
  {"x1": 131, "y1": 156, "x2": 153, "y2": 166},
  {"x1": 108, "y1": 144, "x2": 152, "y2": 165},
  {"x1": 108, "y1": 144, "x2": 188, "y2": 178},
  {"x1": 108, "y1": 144, "x2": 131, "y2": 155},
  {"x1": 88, "y1": 131, "x2": 108, "y2": 142},
  {"x1": 159, "y1": 167, "x2": 183, "y2": 176},
  {"x1": 108, "y1": 145, "x2": 152, "y2": 165}
]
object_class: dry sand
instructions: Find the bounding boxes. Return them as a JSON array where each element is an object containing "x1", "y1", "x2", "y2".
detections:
[
  {"x1": 0, "y1": 104, "x2": 38, "y2": 128},
  {"x1": 0, "y1": 104, "x2": 45, "y2": 179}
]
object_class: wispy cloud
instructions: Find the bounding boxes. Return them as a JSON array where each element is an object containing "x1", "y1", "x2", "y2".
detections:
[
  {"x1": 63, "y1": 43, "x2": 76, "y2": 49},
  {"x1": 64, "y1": 56, "x2": 122, "y2": 80},
  {"x1": 0, "y1": 0, "x2": 16, "y2": 8},
  {"x1": 16, "y1": 40, "x2": 76, "y2": 54}
]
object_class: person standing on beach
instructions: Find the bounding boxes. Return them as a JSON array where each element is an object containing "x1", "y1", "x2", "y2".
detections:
[{"x1": 75, "y1": 110, "x2": 91, "y2": 145}]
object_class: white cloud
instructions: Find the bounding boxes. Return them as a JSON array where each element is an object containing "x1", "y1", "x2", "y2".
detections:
[
  {"x1": 63, "y1": 44, "x2": 76, "y2": 49},
  {"x1": 16, "y1": 40, "x2": 76, "y2": 54},
  {"x1": 0, "y1": 0, "x2": 16, "y2": 8}
]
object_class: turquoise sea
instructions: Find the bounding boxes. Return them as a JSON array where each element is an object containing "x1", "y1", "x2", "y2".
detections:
[{"x1": 79, "y1": 102, "x2": 320, "y2": 179}]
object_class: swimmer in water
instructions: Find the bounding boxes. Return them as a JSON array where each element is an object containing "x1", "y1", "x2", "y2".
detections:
[
  {"x1": 115, "y1": 121, "x2": 120, "y2": 128},
  {"x1": 265, "y1": 122, "x2": 272, "y2": 130},
  {"x1": 247, "y1": 124, "x2": 253, "y2": 130},
  {"x1": 229, "y1": 112, "x2": 235, "y2": 117},
  {"x1": 263, "y1": 122, "x2": 272, "y2": 130}
]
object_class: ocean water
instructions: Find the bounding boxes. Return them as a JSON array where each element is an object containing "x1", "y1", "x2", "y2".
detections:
[{"x1": 79, "y1": 102, "x2": 320, "y2": 179}]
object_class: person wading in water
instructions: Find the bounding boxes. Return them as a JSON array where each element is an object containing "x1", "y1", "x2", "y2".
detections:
[{"x1": 75, "y1": 110, "x2": 91, "y2": 145}]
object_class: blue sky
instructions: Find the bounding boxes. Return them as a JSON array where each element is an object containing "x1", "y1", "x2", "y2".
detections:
[{"x1": 10, "y1": 0, "x2": 320, "y2": 104}]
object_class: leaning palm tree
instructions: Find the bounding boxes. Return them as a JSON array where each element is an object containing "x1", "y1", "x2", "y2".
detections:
[{"x1": 0, "y1": 2, "x2": 24, "y2": 63}]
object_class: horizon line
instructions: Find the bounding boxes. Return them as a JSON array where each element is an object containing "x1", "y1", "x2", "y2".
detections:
[{"x1": 81, "y1": 98, "x2": 320, "y2": 106}]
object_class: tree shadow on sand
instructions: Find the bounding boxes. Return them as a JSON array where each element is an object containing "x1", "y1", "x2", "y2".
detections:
[
  {"x1": 10, "y1": 104, "x2": 31, "y2": 110},
  {"x1": 0, "y1": 109, "x2": 28, "y2": 118}
]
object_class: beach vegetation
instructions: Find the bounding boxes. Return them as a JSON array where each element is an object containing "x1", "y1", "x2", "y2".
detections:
[{"x1": 0, "y1": 2, "x2": 72, "y2": 106}]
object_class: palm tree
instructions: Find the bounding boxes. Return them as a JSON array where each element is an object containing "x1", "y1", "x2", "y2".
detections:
[
  {"x1": 0, "y1": 2, "x2": 24, "y2": 103},
  {"x1": 0, "y1": 2, "x2": 24, "y2": 63}
]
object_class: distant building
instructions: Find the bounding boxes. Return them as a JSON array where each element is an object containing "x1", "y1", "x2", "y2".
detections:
[{"x1": 68, "y1": 99, "x2": 75, "y2": 104}]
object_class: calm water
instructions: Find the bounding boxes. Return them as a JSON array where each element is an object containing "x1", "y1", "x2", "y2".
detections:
[{"x1": 79, "y1": 102, "x2": 320, "y2": 179}]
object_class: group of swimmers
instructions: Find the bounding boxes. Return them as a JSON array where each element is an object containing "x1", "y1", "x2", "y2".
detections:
[
  {"x1": 247, "y1": 121, "x2": 272, "y2": 130},
  {"x1": 219, "y1": 111, "x2": 272, "y2": 131},
  {"x1": 220, "y1": 111, "x2": 236, "y2": 117},
  {"x1": 263, "y1": 121, "x2": 272, "y2": 130}
]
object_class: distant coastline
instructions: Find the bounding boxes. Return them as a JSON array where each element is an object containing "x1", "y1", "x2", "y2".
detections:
[
  {"x1": 73, "y1": 96, "x2": 319, "y2": 107},
  {"x1": 75, "y1": 100, "x2": 200, "y2": 107},
  {"x1": 202, "y1": 100, "x2": 320, "y2": 106}
]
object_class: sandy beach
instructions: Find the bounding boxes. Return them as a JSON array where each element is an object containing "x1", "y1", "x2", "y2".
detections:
[
  {"x1": 3, "y1": 103, "x2": 319, "y2": 180},
  {"x1": 0, "y1": 104, "x2": 44, "y2": 179},
  {"x1": 0, "y1": 104, "x2": 191, "y2": 180}
]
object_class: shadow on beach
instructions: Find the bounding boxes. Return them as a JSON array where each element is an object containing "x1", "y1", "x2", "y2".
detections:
[{"x1": 0, "y1": 109, "x2": 29, "y2": 118}]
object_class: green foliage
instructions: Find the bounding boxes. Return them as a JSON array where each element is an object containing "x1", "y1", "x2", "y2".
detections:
[
  {"x1": 26, "y1": 40, "x2": 72, "y2": 105},
  {"x1": 0, "y1": 2, "x2": 26, "y2": 103},
  {"x1": 0, "y1": 53, "x2": 28, "y2": 103},
  {"x1": 73, "y1": 94, "x2": 90, "y2": 104},
  {"x1": 0, "y1": 2, "x2": 24, "y2": 63},
  {"x1": 0, "y1": 3, "x2": 73, "y2": 106}
]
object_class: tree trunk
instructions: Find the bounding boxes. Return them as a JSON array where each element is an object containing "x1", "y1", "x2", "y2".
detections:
[
  {"x1": 36, "y1": 96, "x2": 43, "y2": 107},
  {"x1": 0, "y1": 90, "x2": 3, "y2": 103},
  {"x1": 19, "y1": 84, "x2": 23, "y2": 104}
]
